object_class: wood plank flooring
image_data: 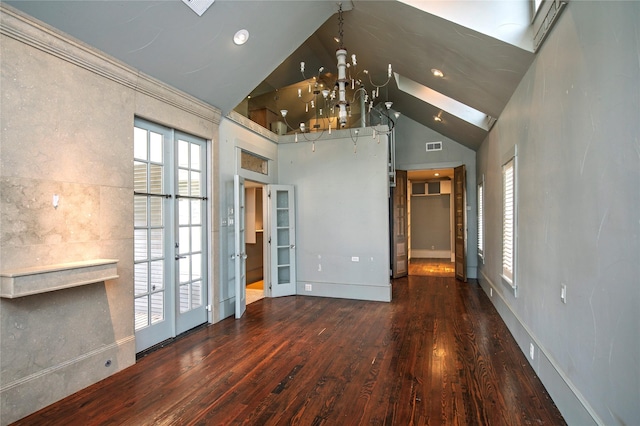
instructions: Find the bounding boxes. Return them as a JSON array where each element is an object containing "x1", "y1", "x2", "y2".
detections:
[
  {"x1": 408, "y1": 258, "x2": 455, "y2": 277},
  {"x1": 14, "y1": 276, "x2": 565, "y2": 425}
]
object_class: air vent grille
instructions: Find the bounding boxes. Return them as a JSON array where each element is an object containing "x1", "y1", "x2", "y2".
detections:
[{"x1": 426, "y1": 141, "x2": 443, "y2": 152}]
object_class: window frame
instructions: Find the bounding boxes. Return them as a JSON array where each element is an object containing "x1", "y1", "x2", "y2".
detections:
[
  {"x1": 501, "y1": 150, "x2": 517, "y2": 293},
  {"x1": 477, "y1": 176, "x2": 484, "y2": 262}
]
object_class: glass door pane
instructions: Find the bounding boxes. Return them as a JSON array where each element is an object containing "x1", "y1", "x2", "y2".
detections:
[
  {"x1": 133, "y1": 121, "x2": 173, "y2": 353},
  {"x1": 268, "y1": 185, "x2": 296, "y2": 298},
  {"x1": 175, "y1": 135, "x2": 208, "y2": 334}
]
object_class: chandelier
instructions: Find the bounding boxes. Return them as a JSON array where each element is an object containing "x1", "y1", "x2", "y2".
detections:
[{"x1": 279, "y1": 3, "x2": 399, "y2": 139}]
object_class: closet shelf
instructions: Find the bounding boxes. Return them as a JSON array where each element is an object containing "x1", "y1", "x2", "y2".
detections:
[{"x1": 0, "y1": 259, "x2": 118, "y2": 298}]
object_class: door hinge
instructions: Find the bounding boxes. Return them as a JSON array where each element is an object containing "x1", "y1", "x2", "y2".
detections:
[
  {"x1": 268, "y1": 191, "x2": 271, "y2": 198},
  {"x1": 268, "y1": 237, "x2": 271, "y2": 244}
]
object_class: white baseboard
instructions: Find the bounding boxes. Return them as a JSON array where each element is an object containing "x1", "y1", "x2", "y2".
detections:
[
  {"x1": 297, "y1": 281, "x2": 392, "y2": 302},
  {"x1": 477, "y1": 270, "x2": 599, "y2": 426},
  {"x1": 411, "y1": 249, "x2": 452, "y2": 259},
  {"x1": 1, "y1": 336, "x2": 135, "y2": 425}
]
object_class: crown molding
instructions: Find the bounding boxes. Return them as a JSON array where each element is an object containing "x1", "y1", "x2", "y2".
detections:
[{"x1": 0, "y1": 4, "x2": 221, "y2": 124}]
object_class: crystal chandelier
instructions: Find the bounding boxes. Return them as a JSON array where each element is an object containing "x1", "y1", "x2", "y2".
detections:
[{"x1": 279, "y1": 3, "x2": 398, "y2": 137}]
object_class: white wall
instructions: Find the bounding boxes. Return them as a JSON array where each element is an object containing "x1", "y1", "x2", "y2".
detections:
[
  {"x1": 278, "y1": 128, "x2": 391, "y2": 302},
  {"x1": 476, "y1": 2, "x2": 640, "y2": 424}
]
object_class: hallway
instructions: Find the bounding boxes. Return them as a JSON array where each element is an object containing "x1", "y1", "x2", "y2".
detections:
[{"x1": 15, "y1": 276, "x2": 565, "y2": 425}]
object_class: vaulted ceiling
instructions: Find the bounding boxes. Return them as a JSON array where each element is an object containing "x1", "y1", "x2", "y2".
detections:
[{"x1": 7, "y1": 0, "x2": 537, "y2": 150}]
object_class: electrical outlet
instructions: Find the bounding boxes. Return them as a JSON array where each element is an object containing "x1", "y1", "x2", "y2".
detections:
[
  {"x1": 529, "y1": 343, "x2": 535, "y2": 360},
  {"x1": 561, "y1": 284, "x2": 567, "y2": 304},
  {"x1": 305, "y1": 284, "x2": 312, "y2": 292}
]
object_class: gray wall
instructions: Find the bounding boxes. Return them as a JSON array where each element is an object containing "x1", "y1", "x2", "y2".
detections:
[
  {"x1": 0, "y1": 7, "x2": 219, "y2": 424},
  {"x1": 476, "y1": 2, "x2": 640, "y2": 424},
  {"x1": 410, "y1": 194, "x2": 451, "y2": 252},
  {"x1": 395, "y1": 116, "x2": 477, "y2": 277},
  {"x1": 278, "y1": 129, "x2": 391, "y2": 302}
]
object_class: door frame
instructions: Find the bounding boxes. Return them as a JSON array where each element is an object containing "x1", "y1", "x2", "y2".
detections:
[
  {"x1": 402, "y1": 163, "x2": 469, "y2": 277},
  {"x1": 133, "y1": 118, "x2": 210, "y2": 353}
]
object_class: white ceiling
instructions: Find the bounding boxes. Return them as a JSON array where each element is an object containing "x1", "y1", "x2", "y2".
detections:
[{"x1": 7, "y1": 0, "x2": 537, "y2": 150}]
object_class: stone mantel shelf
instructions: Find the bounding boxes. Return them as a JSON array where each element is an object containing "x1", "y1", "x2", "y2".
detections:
[{"x1": 0, "y1": 259, "x2": 119, "y2": 298}]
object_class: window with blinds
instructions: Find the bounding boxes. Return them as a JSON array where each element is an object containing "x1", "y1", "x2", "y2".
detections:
[
  {"x1": 502, "y1": 158, "x2": 515, "y2": 286},
  {"x1": 477, "y1": 181, "x2": 484, "y2": 259}
]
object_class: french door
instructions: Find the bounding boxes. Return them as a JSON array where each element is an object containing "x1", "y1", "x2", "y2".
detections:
[
  {"x1": 454, "y1": 164, "x2": 467, "y2": 282},
  {"x1": 391, "y1": 170, "x2": 408, "y2": 278},
  {"x1": 232, "y1": 181, "x2": 296, "y2": 319},
  {"x1": 234, "y1": 175, "x2": 247, "y2": 319},
  {"x1": 266, "y1": 185, "x2": 296, "y2": 298},
  {"x1": 134, "y1": 118, "x2": 208, "y2": 353}
]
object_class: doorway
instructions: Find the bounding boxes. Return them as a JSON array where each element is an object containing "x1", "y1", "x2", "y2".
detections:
[
  {"x1": 245, "y1": 180, "x2": 265, "y2": 305},
  {"x1": 407, "y1": 168, "x2": 456, "y2": 277},
  {"x1": 233, "y1": 178, "x2": 297, "y2": 317},
  {"x1": 133, "y1": 118, "x2": 209, "y2": 353}
]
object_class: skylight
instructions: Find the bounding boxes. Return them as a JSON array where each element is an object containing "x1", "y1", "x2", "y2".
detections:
[
  {"x1": 181, "y1": 0, "x2": 215, "y2": 17},
  {"x1": 393, "y1": 73, "x2": 496, "y2": 131}
]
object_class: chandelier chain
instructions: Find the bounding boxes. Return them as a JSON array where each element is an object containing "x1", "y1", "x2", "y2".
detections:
[{"x1": 338, "y1": 4, "x2": 344, "y2": 49}]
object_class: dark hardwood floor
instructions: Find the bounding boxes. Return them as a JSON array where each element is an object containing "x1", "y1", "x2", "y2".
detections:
[{"x1": 14, "y1": 276, "x2": 565, "y2": 425}]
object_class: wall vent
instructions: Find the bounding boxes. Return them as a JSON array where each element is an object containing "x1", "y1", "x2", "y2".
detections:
[{"x1": 426, "y1": 141, "x2": 443, "y2": 152}]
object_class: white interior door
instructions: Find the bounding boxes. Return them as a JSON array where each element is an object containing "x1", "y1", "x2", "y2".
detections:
[
  {"x1": 234, "y1": 175, "x2": 247, "y2": 319},
  {"x1": 267, "y1": 185, "x2": 296, "y2": 297}
]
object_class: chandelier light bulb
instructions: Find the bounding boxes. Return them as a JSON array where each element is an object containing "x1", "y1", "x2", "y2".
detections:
[
  {"x1": 394, "y1": 112, "x2": 401, "y2": 119},
  {"x1": 385, "y1": 101, "x2": 393, "y2": 110},
  {"x1": 300, "y1": 62, "x2": 305, "y2": 72},
  {"x1": 280, "y1": 109, "x2": 288, "y2": 117},
  {"x1": 300, "y1": 123, "x2": 306, "y2": 132},
  {"x1": 388, "y1": 64, "x2": 392, "y2": 78}
]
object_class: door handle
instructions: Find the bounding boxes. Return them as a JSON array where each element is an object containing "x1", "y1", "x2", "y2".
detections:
[
  {"x1": 290, "y1": 244, "x2": 295, "y2": 249},
  {"x1": 175, "y1": 254, "x2": 187, "y2": 260}
]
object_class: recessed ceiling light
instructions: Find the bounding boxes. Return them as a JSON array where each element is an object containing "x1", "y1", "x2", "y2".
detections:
[
  {"x1": 434, "y1": 173, "x2": 440, "y2": 177},
  {"x1": 431, "y1": 68, "x2": 444, "y2": 78},
  {"x1": 233, "y1": 29, "x2": 249, "y2": 45}
]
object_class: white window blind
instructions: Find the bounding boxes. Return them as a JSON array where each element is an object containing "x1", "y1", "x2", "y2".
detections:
[
  {"x1": 502, "y1": 158, "x2": 515, "y2": 284},
  {"x1": 477, "y1": 182, "x2": 484, "y2": 258}
]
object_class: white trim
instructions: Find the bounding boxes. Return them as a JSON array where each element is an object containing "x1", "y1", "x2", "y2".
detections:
[
  {"x1": 0, "y1": 4, "x2": 221, "y2": 124},
  {"x1": 478, "y1": 270, "x2": 602, "y2": 425}
]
